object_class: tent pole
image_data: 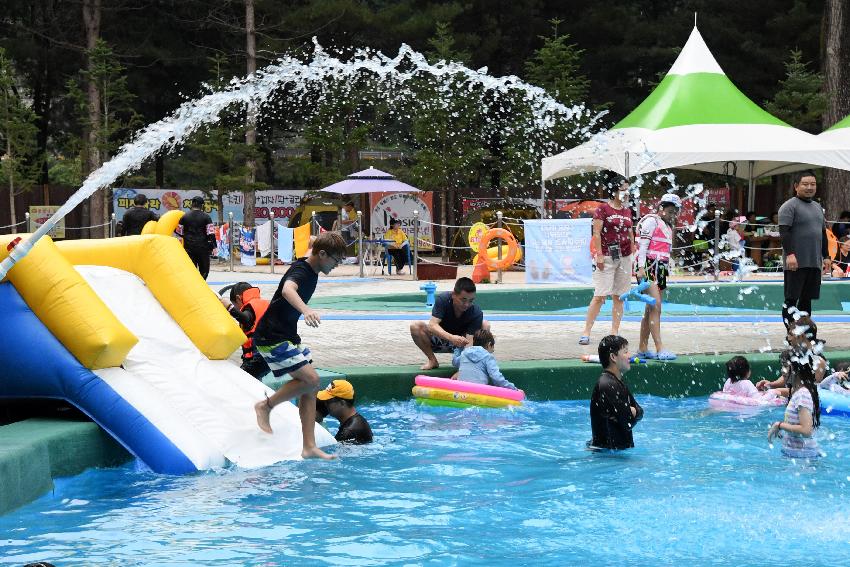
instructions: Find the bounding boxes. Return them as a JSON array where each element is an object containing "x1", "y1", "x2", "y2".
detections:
[
  {"x1": 746, "y1": 161, "x2": 755, "y2": 211},
  {"x1": 540, "y1": 177, "x2": 547, "y2": 218}
]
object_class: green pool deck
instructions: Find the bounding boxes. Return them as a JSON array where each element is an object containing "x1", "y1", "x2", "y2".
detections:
[
  {"x1": 309, "y1": 280, "x2": 850, "y2": 314},
  {"x1": 5, "y1": 350, "x2": 850, "y2": 515},
  {"x1": 0, "y1": 419, "x2": 131, "y2": 515}
]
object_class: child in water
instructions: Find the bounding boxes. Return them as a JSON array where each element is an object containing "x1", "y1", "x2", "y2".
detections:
[
  {"x1": 768, "y1": 360, "x2": 821, "y2": 458},
  {"x1": 818, "y1": 361, "x2": 850, "y2": 395},
  {"x1": 722, "y1": 356, "x2": 781, "y2": 400},
  {"x1": 454, "y1": 329, "x2": 518, "y2": 390}
]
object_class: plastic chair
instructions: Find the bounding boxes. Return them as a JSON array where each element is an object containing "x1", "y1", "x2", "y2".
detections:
[{"x1": 384, "y1": 243, "x2": 412, "y2": 275}]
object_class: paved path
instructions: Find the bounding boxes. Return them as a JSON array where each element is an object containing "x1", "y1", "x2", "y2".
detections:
[{"x1": 209, "y1": 265, "x2": 850, "y2": 369}]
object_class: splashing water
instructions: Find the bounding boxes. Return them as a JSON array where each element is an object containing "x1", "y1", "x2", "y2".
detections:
[{"x1": 0, "y1": 40, "x2": 601, "y2": 278}]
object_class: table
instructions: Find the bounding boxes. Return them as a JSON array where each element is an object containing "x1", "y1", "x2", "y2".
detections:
[{"x1": 747, "y1": 235, "x2": 782, "y2": 266}]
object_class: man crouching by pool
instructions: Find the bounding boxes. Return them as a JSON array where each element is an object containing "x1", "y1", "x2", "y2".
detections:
[
  {"x1": 588, "y1": 335, "x2": 643, "y2": 450},
  {"x1": 409, "y1": 277, "x2": 489, "y2": 371}
]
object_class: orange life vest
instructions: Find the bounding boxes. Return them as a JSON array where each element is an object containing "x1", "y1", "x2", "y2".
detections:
[{"x1": 239, "y1": 287, "x2": 269, "y2": 358}]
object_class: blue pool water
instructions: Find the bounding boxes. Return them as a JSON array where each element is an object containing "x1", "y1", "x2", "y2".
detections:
[{"x1": 2, "y1": 397, "x2": 850, "y2": 566}]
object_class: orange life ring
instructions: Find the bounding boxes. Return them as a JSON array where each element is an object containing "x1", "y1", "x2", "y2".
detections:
[{"x1": 478, "y1": 228, "x2": 519, "y2": 270}]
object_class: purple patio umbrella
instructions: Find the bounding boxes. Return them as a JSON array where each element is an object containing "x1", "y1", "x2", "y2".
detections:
[{"x1": 319, "y1": 166, "x2": 420, "y2": 194}]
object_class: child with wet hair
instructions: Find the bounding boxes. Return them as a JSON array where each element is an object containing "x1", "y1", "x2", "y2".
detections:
[
  {"x1": 768, "y1": 360, "x2": 821, "y2": 458},
  {"x1": 722, "y1": 355, "x2": 780, "y2": 400},
  {"x1": 454, "y1": 329, "x2": 518, "y2": 390}
]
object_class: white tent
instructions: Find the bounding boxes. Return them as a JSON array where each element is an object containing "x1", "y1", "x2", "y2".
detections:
[{"x1": 542, "y1": 27, "x2": 850, "y2": 209}]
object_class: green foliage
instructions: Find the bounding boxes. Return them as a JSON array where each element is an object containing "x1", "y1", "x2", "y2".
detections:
[
  {"x1": 764, "y1": 49, "x2": 826, "y2": 133},
  {"x1": 0, "y1": 48, "x2": 41, "y2": 198},
  {"x1": 524, "y1": 19, "x2": 590, "y2": 108}
]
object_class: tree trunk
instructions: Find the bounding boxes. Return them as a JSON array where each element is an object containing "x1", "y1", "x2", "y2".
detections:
[
  {"x1": 7, "y1": 138, "x2": 16, "y2": 234},
  {"x1": 440, "y1": 187, "x2": 447, "y2": 261},
  {"x1": 822, "y1": 0, "x2": 850, "y2": 221},
  {"x1": 242, "y1": 0, "x2": 257, "y2": 227},
  {"x1": 83, "y1": 0, "x2": 102, "y2": 238}
]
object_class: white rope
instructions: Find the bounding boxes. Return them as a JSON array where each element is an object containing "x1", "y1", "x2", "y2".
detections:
[
  {"x1": 416, "y1": 256, "x2": 459, "y2": 267},
  {"x1": 0, "y1": 218, "x2": 28, "y2": 230},
  {"x1": 63, "y1": 220, "x2": 113, "y2": 230}
]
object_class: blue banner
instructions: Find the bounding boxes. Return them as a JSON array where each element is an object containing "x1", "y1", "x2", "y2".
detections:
[
  {"x1": 276, "y1": 223, "x2": 294, "y2": 263},
  {"x1": 523, "y1": 219, "x2": 592, "y2": 284}
]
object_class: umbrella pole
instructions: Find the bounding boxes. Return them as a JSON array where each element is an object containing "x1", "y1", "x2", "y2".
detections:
[
  {"x1": 358, "y1": 210, "x2": 364, "y2": 279},
  {"x1": 540, "y1": 177, "x2": 546, "y2": 218}
]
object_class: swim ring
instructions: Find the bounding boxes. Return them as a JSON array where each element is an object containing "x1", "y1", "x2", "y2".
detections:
[
  {"x1": 708, "y1": 391, "x2": 785, "y2": 410},
  {"x1": 412, "y1": 375, "x2": 524, "y2": 409}
]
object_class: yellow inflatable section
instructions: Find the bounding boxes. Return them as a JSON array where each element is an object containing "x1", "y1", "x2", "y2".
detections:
[
  {"x1": 140, "y1": 209, "x2": 184, "y2": 236},
  {"x1": 57, "y1": 235, "x2": 246, "y2": 360},
  {"x1": 472, "y1": 244, "x2": 523, "y2": 267},
  {"x1": 0, "y1": 234, "x2": 137, "y2": 369},
  {"x1": 411, "y1": 386, "x2": 521, "y2": 408}
]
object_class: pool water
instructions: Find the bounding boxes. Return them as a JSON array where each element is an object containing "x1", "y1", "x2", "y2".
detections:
[{"x1": 2, "y1": 397, "x2": 850, "y2": 566}]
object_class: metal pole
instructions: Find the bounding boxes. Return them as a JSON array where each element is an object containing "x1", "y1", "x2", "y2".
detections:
[
  {"x1": 713, "y1": 209, "x2": 721, "y2": 282},
  {"x1": 25, "y1": 212, "x2": 30, "y2": 233},
  {"x1": 269, "y1": 211, "x2": 275, "y2": 274},
  {"x1": 746, "y1": 160, "x2": 755, "y2": 211},
  {"x1": 496, "y1": 211, "x2": 504, "y2": 284},
  {"x1": 412, "y1": 210, "x2": 419, "y2": 280},
  {"x1": 110, "y1": 213, "x2": 116, "y2": 238},
  {"x1": 311, "y1": 211, "x2": 317, "y2": 236},
  {"x1": 228, "y1": 212, "x2": 234, "y2": 273},
  {"x1": 357, "y1": 210, "x2": 364, "y2": 278}
]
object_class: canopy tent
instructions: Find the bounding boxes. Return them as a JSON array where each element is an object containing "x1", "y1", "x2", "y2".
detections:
[
  {"x1": 541, "y1": 27, "x2": 850, "y2": 210},
  {"x1": 819, "y1": 114, "x2": 850, "y2": 143},
  {"x1": 320, "y1": 166, "x2": 421, "y2": 195}
]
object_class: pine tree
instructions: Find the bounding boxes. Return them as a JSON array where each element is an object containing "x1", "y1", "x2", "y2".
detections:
[
  {"x1": 765, "y1": 49, "x2": 826, "y2": 133},
  {"x1": 524, "y1": 19, "x2": 590, "y2": 108},
  {"x1": 0, "y1": 48, "x2": 41, "y2": 233}
]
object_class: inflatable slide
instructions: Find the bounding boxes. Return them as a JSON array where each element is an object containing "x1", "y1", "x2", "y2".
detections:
[{"x1": 0, "y1": 231, "x2": 334, "y2": 474}]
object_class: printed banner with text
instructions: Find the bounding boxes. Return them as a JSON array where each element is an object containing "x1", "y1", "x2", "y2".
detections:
[
  {"x1": 523, "y1": 219, "x2": 593, "y2": 284},
  {"x1": 113, "y1": 188, "x2": 307, "y2": 225},
  {"x1": 369, "y1": 192, "x2": 434, "y2": 251}
]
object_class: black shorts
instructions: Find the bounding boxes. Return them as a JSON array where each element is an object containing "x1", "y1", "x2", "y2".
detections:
[
  {"x1": 643, "y1": 260, "x2": 669, "y2": 291},
  {"x1": 430, "y1": 335, "x2": 456, "y2": 353},
  {"x1": 784, "y1": 268, "x2": 822, "y2": 301}
]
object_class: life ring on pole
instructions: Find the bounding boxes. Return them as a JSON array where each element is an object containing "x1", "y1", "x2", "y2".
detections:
[{"x1": 478, "y1": 228, "x2": 519, "y2": 271}]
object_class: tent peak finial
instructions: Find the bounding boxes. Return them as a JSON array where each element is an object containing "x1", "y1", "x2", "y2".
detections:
[{"x1": 694, "y1": 12, "x2": 697, "y2": 27}]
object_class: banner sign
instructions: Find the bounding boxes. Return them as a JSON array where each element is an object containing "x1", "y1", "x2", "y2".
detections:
[
  {"x1": 239, "y1": 226, "x2": 256, "y2": 266},
  {"x1": 523, "y1": 219, "x2": 592, "y2": 284},
  {"x1": 28, "y1": 205, "x2": 65, "y2": 239},
  {"x1": 369, "y1": 192, "x2": 434, "y2": 251},
  {"x1": 113, "y1": 188, "x2": 307, "y2": 225}
]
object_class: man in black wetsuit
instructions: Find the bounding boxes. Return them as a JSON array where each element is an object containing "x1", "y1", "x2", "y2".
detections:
[
  {"x1": 589, "y1": 335, "x2": 643, "y2": 450},
  {"x1": 119, "y1": 194, "x2": 159, "y2": 236},
  {"x1": 315, "y1": 380, "x2": 373, "y2": 444},
  {"x1": 177, "y1": 196, "x2": 216, "y2": 279}
]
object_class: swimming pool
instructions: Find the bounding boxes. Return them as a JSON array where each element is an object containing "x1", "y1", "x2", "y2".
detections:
[{"x1": 2, "y1": 397, "x2": 848, "y2": 566}]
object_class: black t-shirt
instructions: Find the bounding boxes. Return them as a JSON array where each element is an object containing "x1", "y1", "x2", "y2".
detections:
[
  {"x1": 179, "y1": 209, "x2": 215, "y2": 249},
  {"x1": 254, "y1": 259, "x2": 318, "y2": 345},
  {"x1": 336, "y1": 413, "x2": 373, "y2": 444},
  {"x1": 589, "y1": 370, "x2": 643, "y2": 450},
  {"x1": 120, "y1": 206, "x2": 158, "y2": 236},
  {"x1": 431, "y1": 291, "x2": 483, "y2": 337}
]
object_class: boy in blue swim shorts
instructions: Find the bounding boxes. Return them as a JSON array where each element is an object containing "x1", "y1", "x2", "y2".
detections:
[{"x1": 253, "y1": 231, "x2": 347, "y2": 460}]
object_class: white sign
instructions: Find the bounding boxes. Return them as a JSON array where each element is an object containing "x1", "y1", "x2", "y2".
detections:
[
  {"x1": 29, "y1": 205, "x2": 65, "y2": 239},
  {"x1": 369, "y1": 192, "x2": 434, "y2": 251}
]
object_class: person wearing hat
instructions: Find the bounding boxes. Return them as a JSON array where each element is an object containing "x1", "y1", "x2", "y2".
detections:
[
  {"x1": 383, "y1": 218, "x2": 409, "y2": 272},
  {"x1": 176, "y1": 195, "x2": 217, "y2": 279},
  {"x1": 316, "y1": 380, "x2": 373, "y2": 444},
  {"x1": 633, "y1": 193, "x2": 681, "y2": 361}
]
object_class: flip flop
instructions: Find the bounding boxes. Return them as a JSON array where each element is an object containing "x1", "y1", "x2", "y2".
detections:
[
  {"x1": 636, "y1": 351, "x2": 656, "y2": 359},
  {"x1": 656, "y1": 351, "x2": 678, "y2": 361},
  {"x1": 578, "y1": 336, "x2": 591, "y2": 345}
]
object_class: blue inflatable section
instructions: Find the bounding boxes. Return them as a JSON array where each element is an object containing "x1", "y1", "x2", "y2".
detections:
[
  {"x1": 820, "y1": 389, "x2": 850, "y2": 418},
  {"x1": 0, "y1": 282, "x2": 197, "y2": 474}
]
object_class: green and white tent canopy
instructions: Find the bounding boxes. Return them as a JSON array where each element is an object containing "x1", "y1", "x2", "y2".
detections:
[
  {"x1": 542, "y1": 27, "x2": 850, "y2": 182},
  {"x1": 819, "y1": 114, "x2": 850, "y2": 143}
]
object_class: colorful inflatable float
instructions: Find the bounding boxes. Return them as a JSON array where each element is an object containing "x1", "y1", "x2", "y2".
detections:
[
  {"x1": 412, "y1": 375, "x2": 525, "y2": 409},
  {"x1": 0, "y1": 231, "x2": 334, "y2": 474},
  {"x1": 708, "y1": 391, "x2": 785, "y2": 410}
]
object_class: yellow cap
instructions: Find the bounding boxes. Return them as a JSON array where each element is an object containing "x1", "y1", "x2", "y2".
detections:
[{"x1": 317, "y1": 379, "x2": 355, "y2": 401}]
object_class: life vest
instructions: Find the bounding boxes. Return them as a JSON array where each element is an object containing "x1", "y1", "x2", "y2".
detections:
[
  {"x1": 637, "y1": 214, "x2": 673, "y2": 262},
  {"x1": 239, "y1": 287, "x2": 269, "y2": 358}
]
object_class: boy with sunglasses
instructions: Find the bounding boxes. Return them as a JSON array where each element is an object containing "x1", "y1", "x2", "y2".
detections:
[{"x1": 253, "y1": 231, "x2": 347, "y2": 459}]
